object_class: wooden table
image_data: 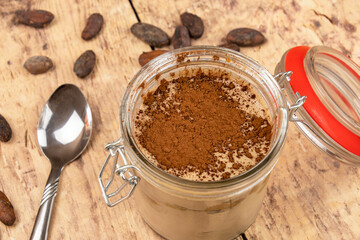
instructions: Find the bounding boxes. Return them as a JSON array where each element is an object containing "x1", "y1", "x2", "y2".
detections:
[{"x1": 1, "y1": 0, "x2": 359, "y2": 239}]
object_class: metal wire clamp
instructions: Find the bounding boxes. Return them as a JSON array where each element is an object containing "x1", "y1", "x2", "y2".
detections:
[
  {"x1": 98, "y1": 138, "x2": 140, "y2": 207},
  {"x1": 274, "y1": 71, "x2": 307, "y2": 121}
]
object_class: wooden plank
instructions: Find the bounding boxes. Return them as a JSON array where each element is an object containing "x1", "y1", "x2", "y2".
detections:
[
  {"x1": 0, "y1": 0, "x2": 160, "y2": 239},
  {"x1": 1, "y1": 0, "x2": 359, "y2": 239},
  {"x1": 131, "y1": 0, "x2": 360, "y2": 239}
]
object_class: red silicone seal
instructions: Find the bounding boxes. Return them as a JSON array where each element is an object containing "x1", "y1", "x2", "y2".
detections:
[{"x1": 284, "y1": 46, "x2": 360, "y2": 156}]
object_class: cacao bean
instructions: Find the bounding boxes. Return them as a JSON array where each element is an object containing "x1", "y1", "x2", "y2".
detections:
[
  {"x1": 14, "y1": 9, "x2": 54, "y2": 28},
  {"x1": 139, "y1": 50, "x2": 168, "y2": 66},
  {"x1": 218, "y1": 43, "x2": 240, "y2": 52},
  {"x1": 180, "y1": 12, "x2": 204, "y2": 39},
  {"x1": 131, "y1": 23, "x2": 170, "y2": 47},
  {"x1": 81, "y1": 13, "x2": 104, "y2": 40},
  {"x1": 172, "y1": 26, "x2": 191, "y2": 49},
  {"x1": 0, "y1": 114, "x2": 12, "y2": 142},
  {"x1": 73, "y1": 50, "x2": 96, "y2": 78},
  {"x1": 24, "y1": 56, "x2": 53, "y2": 75},
  {"x1": 226, "y1": 28, "x2": 265, "y2": 46},
  {"x1": 0, "y1": 191, "x2": 15, "y2": 226}
]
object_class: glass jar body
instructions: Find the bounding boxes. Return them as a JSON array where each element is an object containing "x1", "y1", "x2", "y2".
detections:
[
  {"x1": 133, "y1": 171, "x2": 271, "y2": 240},
  {"x1": 119, "y1": 46, "x2": 289, "y2": 239}
]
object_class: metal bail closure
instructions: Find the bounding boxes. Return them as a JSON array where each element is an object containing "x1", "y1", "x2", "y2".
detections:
[
  {"x1": 98, "y1": 138, "x2": 141, "y2": 207},
  {"x1": 274, "y1": 71, "x2": 307, "y2": 121},
  {"x1": 288, "y1": 92, "x2": 307, "y2": 121},
  {"x1": 274, "y1": 70, "x2": 293, "y2": 88}
]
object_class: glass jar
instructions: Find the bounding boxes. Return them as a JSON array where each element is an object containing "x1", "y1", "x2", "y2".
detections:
[{"x1": 99, "y1": 46, "x2": 359, "y2": 240}]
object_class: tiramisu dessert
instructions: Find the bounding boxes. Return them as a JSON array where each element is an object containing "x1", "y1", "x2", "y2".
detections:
[{"x1": 134, "y1": 67, "x2": 273, "y2": 181}]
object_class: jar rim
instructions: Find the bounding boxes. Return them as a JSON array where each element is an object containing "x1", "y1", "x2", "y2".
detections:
[{"x1": 120, "y1": 46, "x2": 289, "y2": 190}]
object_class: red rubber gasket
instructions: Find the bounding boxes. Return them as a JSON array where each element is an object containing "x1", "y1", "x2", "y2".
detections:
[{"x1": 285, "y1": 46, "x2": 360, "y2": 156}]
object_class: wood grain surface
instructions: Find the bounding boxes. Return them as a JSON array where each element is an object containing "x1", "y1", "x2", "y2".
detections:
[{"x1": 0, "y1": 0, "x2": 359, "y2": 239}]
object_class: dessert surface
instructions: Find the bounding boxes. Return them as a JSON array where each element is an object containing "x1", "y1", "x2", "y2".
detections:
[{"x1": 135, "y1": 68, "x2": 273, "y2": 181}]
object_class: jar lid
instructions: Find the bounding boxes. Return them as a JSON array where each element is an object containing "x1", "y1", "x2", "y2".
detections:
[{"x1": 277, "y1": 46, "x2": 360, "y2": 165}]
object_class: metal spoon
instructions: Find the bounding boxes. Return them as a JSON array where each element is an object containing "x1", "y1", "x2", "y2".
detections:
[{"x1": 30, "y1": 84, "x2": 92, "y2": 240}]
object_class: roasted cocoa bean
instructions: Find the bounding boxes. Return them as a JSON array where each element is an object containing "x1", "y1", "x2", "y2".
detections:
[
  {"x1": 218, "y1": 43, "x2": 240, "y2": 52},
  {"x1": 24, "y1": 56, "x2": 53, "y2": 75},
  {"x1": 180, "y1": 12, "x2": 204, "y2": 39},
  {"x1": 81, "y1": 13, "x2": 104, "y2": 40},
  {"x1": 226, "y1": 28, "x2": 265, "y2": 46},
  {"x1": 0, "y1": 191, "x2": 15, "y2": 226},
  {"x1": 172, "y1": 26, "x2": 191, "y2": 49},
  {"x1": 14, "y1": 9, "x2": 54, "y2": 28},
  {"x1": 131, "y1": 23, "x2": 170, "y2": 47},
  {"x1": 73, "y1": 50, "x2": 96, "y2": 78},
  {"x1": 0, "y1": 114, "x2": 12, "y2": 142},
  {"x1": 139, "y1": 50, "x2": 168, "y2": 66}
]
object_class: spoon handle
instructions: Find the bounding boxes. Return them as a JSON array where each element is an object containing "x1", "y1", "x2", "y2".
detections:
[{"x1": 30, "y1": 166, "x2": 63, "y2": 240}]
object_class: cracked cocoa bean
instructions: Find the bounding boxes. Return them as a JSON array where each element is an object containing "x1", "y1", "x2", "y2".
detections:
[
  {"x1": 139, "y1": 50, "x2": 168, "y2": 66},
  {"x1": 73, "y1": 50, "x2": 96, "y2": 78},
  {"x1": 218, "y1": 43, "x2": 240, "y2": 52},
  {"x1": 172, "y1": 26, "x2": 191, "y2": 49},
  {"x1": 81, "y1": 13, "x2": 104, "y2": 40},
  {"x1": 180, "y1": 12, "x2": 204, "y2": 39},
  {"x1": 14, "y1": 9, "x2": 54, "y2": 28},
  {"x1": 0, "y1": 114, "x2": 12, "y2": 142},
  {"x1": 0, "y1": 191, "x2": 15, "y2": 226},
  {"x1": 131, "y1": 23, "x2": 170, "y2": 47},
  {"x1": 226, "y1": 28, "x2": 265, "y2": 46},
  {"x1": 24, "y1": 56, "x2": 53, "y2": 75}
]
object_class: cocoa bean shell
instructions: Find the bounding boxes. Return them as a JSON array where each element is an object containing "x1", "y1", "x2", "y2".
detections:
[
  {"x1": 14, "y1": 9, "x2": 54, "y2": 28},
  {"x1": 172, "y1": 26, "x2": 191, "y2": 49},
  {"x1": 139, "y1": 50, "x2": 168, "y2": 66},
  {"x1": 180, "y1": 12, "x2": 204, "y2": 39},
  {"x1": 217, "y1": 43, "x2": 240, "y2": 52},
  {"x1": 24, "y1": 56, "x2": 53, "y2": 75},
  {"x1": 226, "y1": 28, "x2": 265, "y2": 46},
  {"x1": 0, "y1": 191, "x2": 15, "y2": 226},
  {"x1": 0, "y1": 114, "x2": 12, "y2": 142},
  {"x1": 73, "y1": 50, "x2": 96, "y2": 78},
  {"x1": 131, "y1": 23, "x2": 170, "y2": 47},
  {"x1": 81, "y1": 13, "x2": 104, "y2": 40}
]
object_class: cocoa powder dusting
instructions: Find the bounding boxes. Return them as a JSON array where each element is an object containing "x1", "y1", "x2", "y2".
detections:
[{"x1": 135, "y1": 68, "x2": 272, "y2": 181}]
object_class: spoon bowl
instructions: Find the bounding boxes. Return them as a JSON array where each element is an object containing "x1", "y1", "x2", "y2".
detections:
[
  {"x1": 37, "y1": 84, "x2": 92, "y2": 165},
  {"x1": 31, "y1": 84, "x2": 92, "y2": 240}
]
